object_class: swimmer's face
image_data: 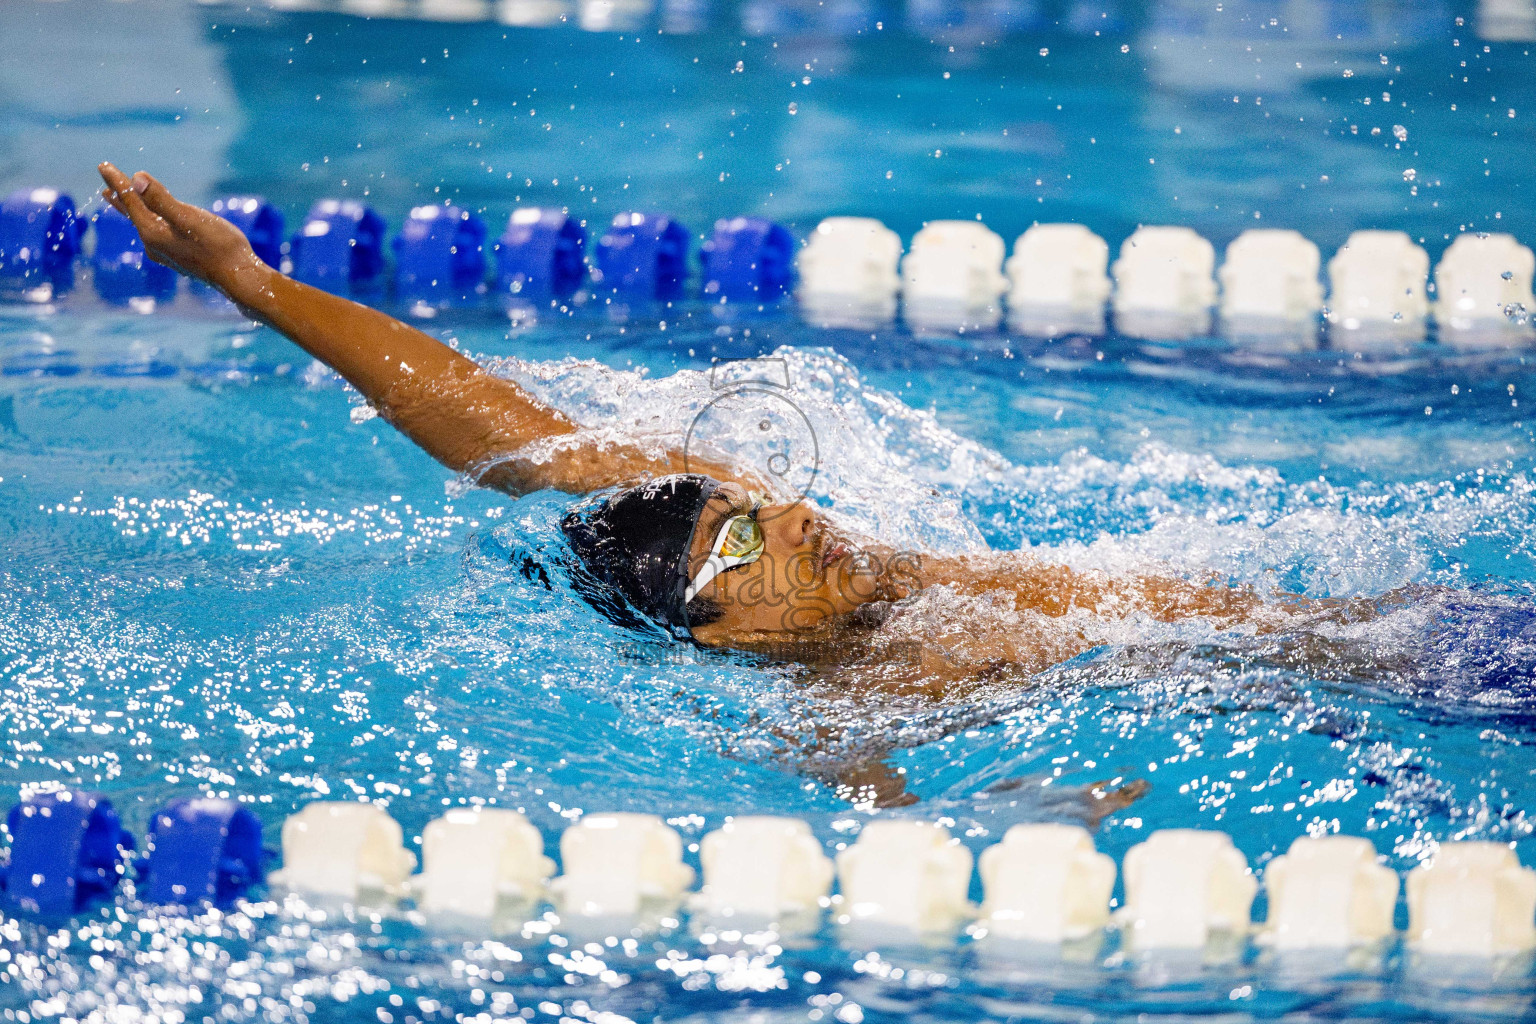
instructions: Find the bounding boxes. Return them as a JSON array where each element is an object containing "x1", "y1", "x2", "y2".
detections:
[{"x1": 684, "y1": 482, "x2": 894, "y2": 640}]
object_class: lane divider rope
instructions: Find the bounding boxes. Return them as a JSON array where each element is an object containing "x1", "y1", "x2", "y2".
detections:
[
  {"x1": 2, "y1": 188, "x2": 1531, "y2": 347},
  {"x1": 2, "y1": 790, "x2": 1533, "y2": 958}
]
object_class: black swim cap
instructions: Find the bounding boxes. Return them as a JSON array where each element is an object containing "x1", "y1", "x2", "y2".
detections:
[{"x1": 560, "y1": 474, "x2": 721, "y2": 637}]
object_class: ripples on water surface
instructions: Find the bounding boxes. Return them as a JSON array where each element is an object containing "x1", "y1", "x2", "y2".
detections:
[
  {"x1": 7, "y1": 0, "x2": 1536, "y2": 1015},
  {"x1": 1, "y1": 303, "x2": 1534, "y2": 1021}
]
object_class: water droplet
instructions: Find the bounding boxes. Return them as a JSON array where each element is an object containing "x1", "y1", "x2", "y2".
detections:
[{"x1": 1039, "y1": 48, "x2": 1049, "y2": 56}]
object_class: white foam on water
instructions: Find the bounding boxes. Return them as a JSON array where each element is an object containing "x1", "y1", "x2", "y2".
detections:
[
  {"x1": 482, "y1": 346, "x2": 1536, "y2": 608},
  {"x1": 482, "y1": 347, "x2": 992, "y2": 555}
]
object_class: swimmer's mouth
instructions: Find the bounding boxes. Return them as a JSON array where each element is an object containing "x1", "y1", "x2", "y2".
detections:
[{"x1": 820, "y1": 538, "x2": 849, "y2": 572}]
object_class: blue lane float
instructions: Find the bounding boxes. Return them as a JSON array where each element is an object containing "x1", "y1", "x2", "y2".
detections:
[
  {"x1": 0, "y1": 790, "x2": 134, "y2": 915},
  {"x1": 0, "y1": 188, "x2": 84, "y2": 299},
  {"x1": 92, "y1": 205, "x2": 178, "y2": 306},
  {"x1": 210, "y1": 196, "x2": 285, "y2": 269},
  {"x1": 392, "y1": 204, "x2": 487, "y2": 306},
  {"x1": 594, "y1": 211, "x2": 689, "y2": 300},
  {"x1": 701, "y1": 216, "x2": 795, "y2": 302},
  {"x1": 289, "y1": 199, "x2": 387, "y2": 296},
  {"x1": 139, "y1": 798, "x2": 264, "y2": 906},
  {"x1": 494, "y1": 208, "x2": 587, "y2": 301}
]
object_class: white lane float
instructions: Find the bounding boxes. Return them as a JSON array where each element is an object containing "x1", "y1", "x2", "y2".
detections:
[
  {"x1": 338, "y1": 0, "x2": 411, "y2": 16},
  {"x1": 1478, "y1": 0, "x2": 1536, "y2": 42},
  {"x1": 1325, "y1": 230, "x2": 1430, "y2": 342},
  {"x1": 1110, "y1": 226, "x2": 1217, "y2": 340},
  {"x1": 1433, "y1": 232, "x2": 1536, "y2": 345},
  {"x1": 270, "y1": 802, "x2": 415, "y2": 901},
  {"x1": 1261, "y1": 835, "x2": 1399, "y2": 949},
  {"x1": 1119, "y1": 829, "x2": 1256, "y2": 949},
  {"x1": 900, "y1": 220, "x2": 1007, "y2": 331},
  {"x1": 414, "y1": 808, "x2": 555, "y2": 918},
  {"x1": 978, "y1": 823, "x2": 1115, "y2": 943},
  {"x1": 495, "y1": 0, "x2": 569, "y2": 26},
  {"x1": 41, "y1": 790, "x2": 1536, "y2": 962},
  {"x1": 695, "y1": 816, "x2": 833, "y2": 920},
  {"x1": 1407, "y1": 841, "x2": 1536, "y2": 955},
  {"x1": 836, "y1": 820, "x2": 974, "y2": 931},
  {"x1": 1005, "y1": 223, "x2": 1112, "y2": 336},
  {"x1": 1218, "y1": 229, "x2": 1323, "y2": 346},
  {"x1": 797, "y1": 216, "x2": 903, "y2": 326},
  {"x1": 417, "y1": 0, "x2": 490, "y2": 20},
  {"x1": 552, "y1": 813, "x2": 694, "y2": 916}
]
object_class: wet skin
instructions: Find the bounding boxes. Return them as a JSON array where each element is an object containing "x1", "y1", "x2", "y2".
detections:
[
  {"x1": 96, "y1": 163, "x2": 1326, "y2": 663},
  {"x1": 684, "y1": 482, "x2": 896, "y2": 640},
  {"x1": 97, "y1": 163, "x2": 1386, "y2": 810}
]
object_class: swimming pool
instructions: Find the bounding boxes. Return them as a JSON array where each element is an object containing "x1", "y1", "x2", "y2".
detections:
[{"x1": 4, "y1": 0, "x2": 1536, "y2": 1020}]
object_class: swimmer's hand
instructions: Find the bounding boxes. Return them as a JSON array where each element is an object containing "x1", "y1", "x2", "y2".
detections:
[{"x1": 97, "y1": 163, "x2": 267, "y2": 298}]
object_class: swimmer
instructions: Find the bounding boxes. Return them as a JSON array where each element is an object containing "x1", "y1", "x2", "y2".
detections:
[
  {"x1": 98, "y1": 164, "x2": 1364, "y2": 807},
  {"x1": 97, "y1": 163, "x2": 1283, "y2": 651}
]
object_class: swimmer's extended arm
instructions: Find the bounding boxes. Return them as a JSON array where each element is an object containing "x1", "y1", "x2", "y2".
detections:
[
  {"x1": 930, "y1": 554, "x2": 1391, "y2": 631},
  {"x1": 921, "y1": 555, "x2": 1270, "y2": 627},
  {"x1": 96, "y1": 163, "x2": 746, "y2": 495}
]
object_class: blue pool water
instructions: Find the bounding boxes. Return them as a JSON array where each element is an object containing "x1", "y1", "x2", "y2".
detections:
[{"x1": 4, "y1": 1, "x2": 1536, "y2": 1021}]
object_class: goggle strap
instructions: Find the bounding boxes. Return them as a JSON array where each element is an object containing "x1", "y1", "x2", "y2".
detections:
[
  {"x1": 684, "y1": 515, "x2": 764, "y2": 604},
  {"x1": 686, "y1": 551, "x2": 760, "y2": 604}
]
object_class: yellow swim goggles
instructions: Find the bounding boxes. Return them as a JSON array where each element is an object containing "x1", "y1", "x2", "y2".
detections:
[{"x1": 685, "y1": 509, "x2": 765, "y2": 603}]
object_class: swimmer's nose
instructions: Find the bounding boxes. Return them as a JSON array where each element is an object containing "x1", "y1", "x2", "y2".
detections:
[{"x1": 761, "y1": 501, "x2": 816, "y2": 549}]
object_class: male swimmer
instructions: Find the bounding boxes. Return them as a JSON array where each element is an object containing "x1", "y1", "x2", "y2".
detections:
[
  {"x1": 105, "y1": 163, "x2": 1410, "y2": 808},
  {"x1": 97, "y1": 161, "x2": 1281, "y2": 684}
]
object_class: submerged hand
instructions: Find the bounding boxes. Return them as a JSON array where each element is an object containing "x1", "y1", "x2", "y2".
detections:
[{"x1": 97, "y1": 162, "x2": 269, "y2": 297}]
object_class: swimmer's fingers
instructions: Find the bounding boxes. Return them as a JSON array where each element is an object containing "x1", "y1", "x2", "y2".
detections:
[
  {"x1": 95, "y1": 163, "x2": 261, "y2": 289},
  {"x1": 97, "y1": 161, "x2": 137, "y2": 206},
  {"x1": 96, "y1": 164, "x2": 130, "y2": 216},
  {"x1": 131, "y1": 171, "x2": 198, "y2": 233},
  {"x1": 99, "y1": 187, "x2": 128, "y2": 217},
  {"x1": 96, "y1": 162, "x2": 167, "y2": 239}
]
